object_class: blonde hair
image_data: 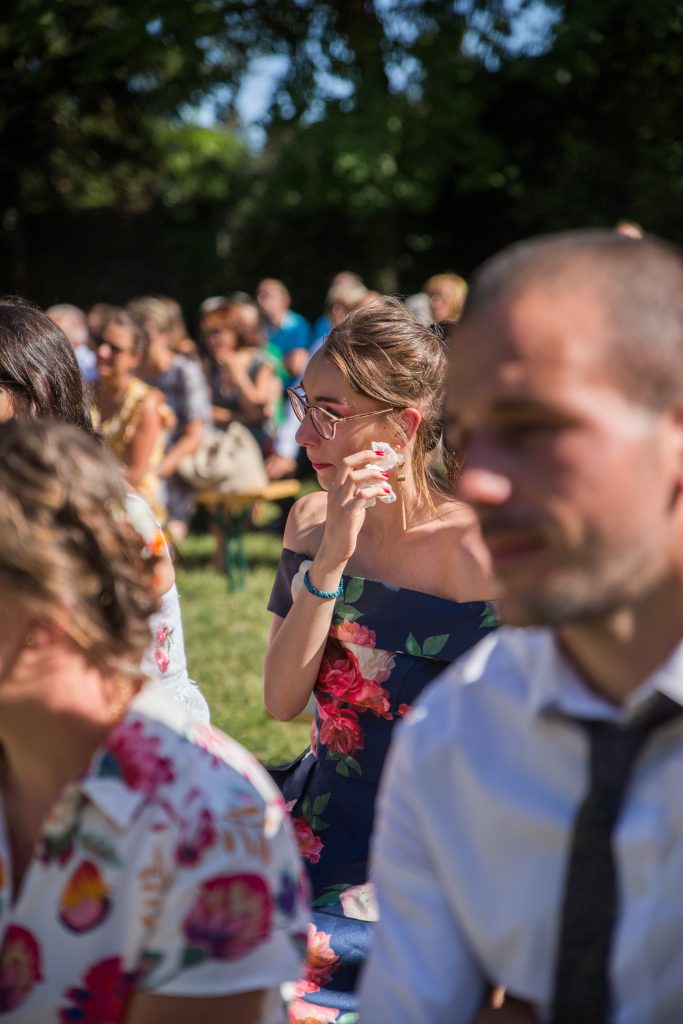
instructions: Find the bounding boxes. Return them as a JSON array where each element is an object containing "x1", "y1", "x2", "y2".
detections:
[
  {"x1": 424, "y1": 273, "x2": 468, "y2": 321},
  {"x1": 322, "y1": 297, "x2": 456, "y2": 506},
  {"x1": 0, "y1": 421, "x2": 159, "y2": 676}
]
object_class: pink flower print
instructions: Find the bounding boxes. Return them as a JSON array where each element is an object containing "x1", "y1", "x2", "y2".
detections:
[
  {"x1": 354, "y1": 644, "x2": 395, "y2": 685},
  {"x1": 59, "y1": 956, "x2": 136, "y2": 1023},
  {"x1": 176, "y1": 807, "x2": 217, "y2": 867},
  {"x1": 183, "y1": 873, "x2": 273, "y2": 963},
  {"x1": 289, "y1": 1000, "x2": 339, "y2": 1023},
  {"x1": 292, "y1": 817, "x2": 324, "y2": 864},
  {"x1": 309, "y1": 717, "x2": 318, "y2": 755},
  {"x1": 155, "y1": 624, "x2": 170, "y2": 646},
  {"x1": 304, "y1": 923, "x2": 341, "y2": 989},
  {"x1": 154, "y1": 623, "x2": 174, "y2": 674},
  {"x1": 342, "y1": 675, "x2": 392, "y2": 719},
  {"x1": 339, "y1": 881, "x2": 378, "y2": 921},
  {"x1": 397, "y1": 703, "x2": 414, "y2": 717},
  {"x1": 155, "y1": 647, "x2": 170, "y2": 673},
  {"x1": 329, "y1": 620, "x2": 376, "y2": 648},
  {"x1": 317, "y1": 639, "x2": 365, "y2": 702},
  {"x1": 0, "y1": 925, "x2": 43, "y2": 1012},
  {"x1": 317, "y1": 698, "x2": 364, "y2": 757},
  {"x1": 103, "y1": 719, "x2": 174, "y2": 797},
  {"x1": 188, "y1": 722, "x2": 235, "y2": 767},
  {"x1": 59, "y1": 860, "x2": 110, "y2": 932}
]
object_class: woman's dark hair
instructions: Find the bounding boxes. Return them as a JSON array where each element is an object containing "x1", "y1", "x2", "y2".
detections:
[
  {"x1": 0, "y1": 299, "x2": 94, "y2": 432},
  {"x1": 102, "y1": 307, "x2": 149, "y2": 357}
]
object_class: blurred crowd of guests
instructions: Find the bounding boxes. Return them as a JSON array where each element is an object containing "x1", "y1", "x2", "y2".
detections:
[{"x1": 46, "y1": 271, "x2": 468, "y2": 543}]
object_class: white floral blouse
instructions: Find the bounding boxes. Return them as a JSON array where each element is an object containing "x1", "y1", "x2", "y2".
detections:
[{"x1": 0, "y1": 681, "x2": 309, "y2": 1021}]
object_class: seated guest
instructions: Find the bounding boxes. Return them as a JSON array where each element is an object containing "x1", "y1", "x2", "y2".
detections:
[
  {"x1": 265, "y1": 280, "x2": 368, "y2": 482},
  {"x1": 153, "y1": 294, "x2": 200, "y2": 360},
  {"x1": 199, "y1": 298, "x2": 282, "y2": 455},
  {"x1": 46, "y1": 302, "x2": 98, "y2": 382},
  {"x1": 256, "y1": 279, "x2": 310, "y2": 386},
  {"x1": 129, "y1": 296, "x2": 212, "y2": 543},
  {"x1": 0, "y1": 298, "x2": 209, "y2": 722},
  {"x1": 0, "y1": 418, "x2": 308, "y2": 1022},
  {"x1": 94, "y1": 307, "x2": 173, "y2": 524},
  {"x1": 311, "y1": 271, "x2": 365, "y2": 345},
  {"x1": 423, "y1": 272, "x2": 468, "y2": 323},
  {"x1": 264, "y1": 298, "x2": 495, "y2": 1020},
  {"x1": 360, "y1": 230, "x2": 683, "y2": 1022}
]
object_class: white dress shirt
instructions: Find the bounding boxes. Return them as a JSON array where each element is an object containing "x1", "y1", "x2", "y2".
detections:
[{"x1": 358, "y1": 627, "x2": 683, "y2": 1023}]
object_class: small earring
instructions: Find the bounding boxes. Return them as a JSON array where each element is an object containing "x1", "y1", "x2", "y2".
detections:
[
  {"x1": 395, "y1": 453, "x2": 407, "y2": 530},
  {"x1": 25, "y1": 633, "x2": 36, "y2": 647},
  {"x1": 395, "y1": 445, "x2": 406, "y2": 481}
]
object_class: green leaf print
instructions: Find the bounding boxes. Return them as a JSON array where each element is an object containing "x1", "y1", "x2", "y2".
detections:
[
  {"x1": 311, "y1": 891, "x2": 344, "y2": 908},
  {"x1": 311, "y1": 884, "x2": 352, "y2": 908},
  {"x1": 422, "y1": 634, "x2": 449, "y2": 657},
  {"x1": 345, "y1": 756, "x2": 362, "y2": 774},
  {"x1": 336, "y1": 760, "x2": 350, "y2": 777},
  {"x1": 81, "y1": 832, "x2": 124, "y2": 867},
  {"x1": 309, "y1": 816, "x2": 329, "y2": 831},
  {"x1": 335, "y1": 603, "x2": 363, "y2": 622},
  {"x1": 312, "y1": 793, "x2": 331, "y2": 815},
  {"x1": 137, "y1": 950, "x2": 164, "y2": 986},
  {"x1": 344, "y1": 577, "x2": 365, "y2": 605},
  {"x1": 301, "y1": 796, "x2": 313, "y2": 819},
  {"x1": 480, "y1": 603, "x2": 500, "y2": 628},
  {"x1": 325, "y1": 749, "x2": 341, "y2": 762},
  {"x1": 405, "y1": 632, "x2": 422, "y2": 656},
  {"x1": 182, "y1": 947, "x2": 206, "y2": 969},
  {"x1": 337, "y1": 1014, "x2": 359, "y2": 1023}
]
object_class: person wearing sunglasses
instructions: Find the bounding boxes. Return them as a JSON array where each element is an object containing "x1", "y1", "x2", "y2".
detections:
[{"x1": 263, "y1": 297, "x2": 496, "y2": 1020}]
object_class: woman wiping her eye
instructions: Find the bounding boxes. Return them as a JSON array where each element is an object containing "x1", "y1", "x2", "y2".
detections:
[{"x1": 263, "y1": 297, "x2": 497, "y2": 1020}]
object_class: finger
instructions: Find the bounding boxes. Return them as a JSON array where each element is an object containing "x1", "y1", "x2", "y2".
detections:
[
  {"x1": 350, "y1": 483, "x2": 394, "y2": 505},
  {"x1": 340, "y1": 466, "x2": 392, "y2": 489},
  {"x1": 339, "y1": 449, "x2": 390, "y2": 473}
]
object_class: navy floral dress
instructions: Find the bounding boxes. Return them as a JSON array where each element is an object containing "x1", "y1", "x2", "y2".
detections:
[{"x1": 268, "y1": 549, "x2": 497, "y2": 1023}]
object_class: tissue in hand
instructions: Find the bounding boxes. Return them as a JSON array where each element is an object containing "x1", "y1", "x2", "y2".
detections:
[{"x1": 363, "y1": 441, "x2": 405, "y2": 508}]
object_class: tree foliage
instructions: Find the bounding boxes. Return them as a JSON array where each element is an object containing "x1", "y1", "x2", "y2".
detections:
[{"x1": 3, "y1": 0, "x2": 683, "y2": 307}]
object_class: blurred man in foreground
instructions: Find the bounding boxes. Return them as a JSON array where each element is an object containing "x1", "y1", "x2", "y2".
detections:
[{"x1": 360, "y1": 230, "x2": 683, "y2": 1023}]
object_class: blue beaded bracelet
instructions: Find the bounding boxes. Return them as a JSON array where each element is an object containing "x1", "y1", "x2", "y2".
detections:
[{"x1": 303, "y1": 569, "x2": 344, "y2": 600}]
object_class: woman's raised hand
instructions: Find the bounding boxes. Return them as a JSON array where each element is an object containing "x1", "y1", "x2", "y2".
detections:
[{"x1": 316, "y1": 449, "x2": 392, "y2": 570}]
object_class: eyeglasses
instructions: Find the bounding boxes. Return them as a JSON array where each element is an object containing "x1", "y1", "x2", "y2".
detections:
[
  {"x1": 287, "y1": 387, "x2": 397, "y2": 440},
  {"x1": 96, "y1": 338, "x2": 131, "y2": 356}
]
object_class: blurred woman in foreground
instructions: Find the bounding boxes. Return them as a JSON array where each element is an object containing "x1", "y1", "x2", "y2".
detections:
[
  {"x1": 0, "y1": 419, "x2": 308, "y2": 1022},
  {"x1": 0, "y1": 300, "x2": 209, "y2": 721}
]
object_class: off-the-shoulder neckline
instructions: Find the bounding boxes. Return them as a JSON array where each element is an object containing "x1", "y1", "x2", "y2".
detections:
[{"x1": 281, "y1": 547, "x2": 491, "y2": 610}]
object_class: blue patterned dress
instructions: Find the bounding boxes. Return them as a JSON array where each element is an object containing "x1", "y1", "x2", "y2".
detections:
[{"x1": 268, "y1": 549, "x2": 497, "y2": 1022}]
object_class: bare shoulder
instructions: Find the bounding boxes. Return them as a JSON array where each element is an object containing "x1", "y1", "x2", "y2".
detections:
[
  {"x1": 431, "y1": 497, "x2": 495, "y2": 599},
  {"x1": 283, "y1": 489, "x2": 327, "y2": 557}
]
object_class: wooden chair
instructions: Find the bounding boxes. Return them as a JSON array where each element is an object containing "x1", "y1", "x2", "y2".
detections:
[{"x1": 196, "y1": 479, "x2": 301, "y2": 590}]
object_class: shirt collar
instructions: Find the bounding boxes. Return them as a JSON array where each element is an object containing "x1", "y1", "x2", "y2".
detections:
[
  {"x1": 77, "y1": 680, "x2": 183, "y2": 830},
  {"x1": 522, "y1": 628, "x2": 683, "y2": 724}
]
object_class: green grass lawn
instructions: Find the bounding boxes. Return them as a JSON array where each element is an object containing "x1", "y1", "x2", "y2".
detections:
[{"x1": 175, "y1": 529, "x2": 312, "y2": 765}]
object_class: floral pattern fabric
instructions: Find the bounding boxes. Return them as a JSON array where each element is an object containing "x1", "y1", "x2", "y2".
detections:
[
  {"x1": 97, "y1": 376, "x2": 174, "y2": 523},
  {"x1": 125, "y1": 492, "x2": 211, "y2": 724},
  {"x1": 268, "y1": 549, "x2": 497, "y2": 1021},
  {"x1": 0, "y1": 680, "x2": 309, "y2": 1021}
]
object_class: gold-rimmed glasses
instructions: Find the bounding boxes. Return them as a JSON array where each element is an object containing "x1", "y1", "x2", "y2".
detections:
[{"x1": 287, "y1": 387, "x2": 397, "y2": 440}]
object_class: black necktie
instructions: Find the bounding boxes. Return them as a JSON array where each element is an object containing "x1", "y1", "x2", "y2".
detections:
[{"x1": 551, "y1": 693, "x2": 683, "y2": 1024}]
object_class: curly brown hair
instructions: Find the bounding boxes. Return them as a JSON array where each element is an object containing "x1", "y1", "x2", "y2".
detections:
[{"x1": 0, "y1": 420, "x2": 159, "y2": 676}]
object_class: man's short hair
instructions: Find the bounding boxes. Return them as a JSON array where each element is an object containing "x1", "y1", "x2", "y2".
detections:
[{"x1": 459, "y1": 229, "x2": 683, "y2": 409}]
